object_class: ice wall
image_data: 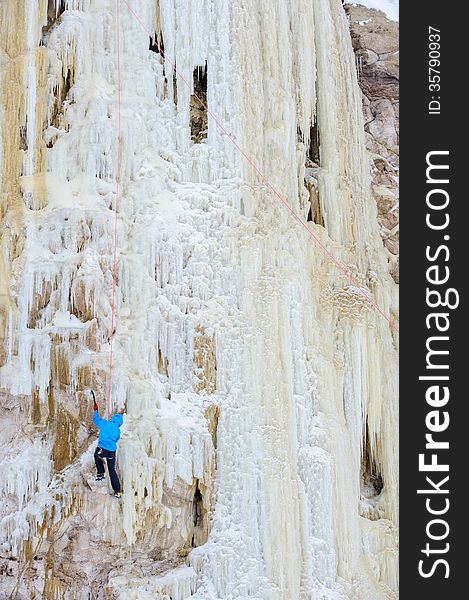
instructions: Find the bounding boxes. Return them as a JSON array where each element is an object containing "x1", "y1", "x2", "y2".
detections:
[{"x1": 0, "y1": 1, "x2": 398, "y2": 598}]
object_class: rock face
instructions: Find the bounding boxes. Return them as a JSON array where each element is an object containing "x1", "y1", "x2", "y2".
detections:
[
  {"x1": 0, "y1": 1, "x2": 398, "y2": 599},
  {"x1": 346, "y1": 4, "x2": 399, "y2": 283}
]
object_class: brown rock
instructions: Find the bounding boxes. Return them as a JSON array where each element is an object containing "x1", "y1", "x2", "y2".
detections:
[
  {"x1": 346, "y1": 4, "x2": 399, "y2": 279},
  {"x1": 347, "y1": 5, "x2": 399, "y2": 56},
  {"x1": 373, "y1": 186, "x2": 395, "y2": 215},
  {"x1": 378, "y1": 209, "x2": 399, "y2": 231},
  {"x1": 390, "y1": 259, "x2": 399, "y2": 283},
  {"x1": 384, "y1": 233, "x2": 399, "y2": 256}
]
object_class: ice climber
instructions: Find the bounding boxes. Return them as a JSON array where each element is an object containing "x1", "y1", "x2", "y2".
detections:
[{"x1": 91, "y1": 390, "x2": 124, "y2": 498}]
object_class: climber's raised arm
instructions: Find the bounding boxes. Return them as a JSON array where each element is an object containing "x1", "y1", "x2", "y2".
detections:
[{"x1": 91, "y1": 390, "x2": 106, "y2": 427}]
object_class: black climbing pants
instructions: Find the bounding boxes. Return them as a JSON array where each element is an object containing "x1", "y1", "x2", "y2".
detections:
[{"x1": 94, "y1": 446, "x2": 121, "y2": 493}]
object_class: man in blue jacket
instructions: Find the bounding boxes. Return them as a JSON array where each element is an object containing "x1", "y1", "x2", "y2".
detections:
[{"x1": 91, "y1": 391, "x2": 124, "y2": 498}]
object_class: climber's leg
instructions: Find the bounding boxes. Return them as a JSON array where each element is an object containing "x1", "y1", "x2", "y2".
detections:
[
  {"x1": 94, "y1": 446, "x2": 105, "y2": 478},
  {"x1": 104, "y1": 450, "x2": 121, "y2": 493}
]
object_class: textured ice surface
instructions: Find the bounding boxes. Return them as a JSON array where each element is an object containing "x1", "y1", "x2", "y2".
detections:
[{"x1": 0, "y1": 1, "x2": 398, "y2": 598}]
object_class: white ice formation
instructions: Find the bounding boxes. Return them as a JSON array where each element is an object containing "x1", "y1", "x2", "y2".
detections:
[{"x1": 0, "y1": 1, "x2": 398, "y2": 598}]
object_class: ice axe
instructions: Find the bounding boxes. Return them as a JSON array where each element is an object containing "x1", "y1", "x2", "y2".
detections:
[{"x1": 90, "y1": 389, "x2": 98, "y2": 411}]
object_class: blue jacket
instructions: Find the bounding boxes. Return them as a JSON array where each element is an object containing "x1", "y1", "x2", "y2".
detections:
[{"x1": 93, "y1": 411, "x2": 123, "y2": 451}]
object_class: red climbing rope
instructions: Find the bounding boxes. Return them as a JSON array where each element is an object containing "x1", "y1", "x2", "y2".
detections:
[
  {"x1": 107, "y1": 0, "x2": 122, "y2": 419},
  {"x1": 120, "y1": 0, "x2": 399, "y2": 335}
]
